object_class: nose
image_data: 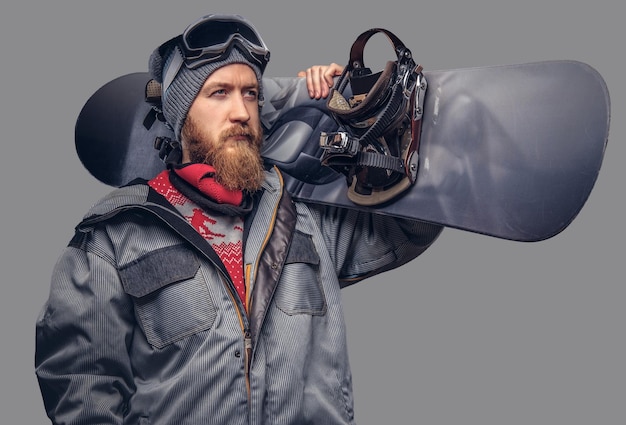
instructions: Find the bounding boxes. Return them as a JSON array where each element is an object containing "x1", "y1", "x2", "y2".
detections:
[{"x1": 229, "y1": 94, "x2": 251, "y2": 123}]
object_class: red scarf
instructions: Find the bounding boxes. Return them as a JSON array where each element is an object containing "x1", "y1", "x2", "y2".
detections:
[{"x1": 173, "y1": 163, "x2": 243, "y2": 205}]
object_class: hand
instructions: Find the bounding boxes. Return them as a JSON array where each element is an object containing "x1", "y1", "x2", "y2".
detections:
[{"x1": 298, "y1": 63, "x2": 344, "y2": 99}]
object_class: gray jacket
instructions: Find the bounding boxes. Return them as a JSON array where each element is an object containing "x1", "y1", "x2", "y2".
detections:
[{"x1": 36, "y1": 168, "x2": 442, "y2": 424}]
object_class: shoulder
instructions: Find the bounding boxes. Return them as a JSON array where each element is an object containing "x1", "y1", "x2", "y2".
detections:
[
  {"x1": 79, "y1": 180, "x2": 153, "y2": 222},
  {"x1": 69, "y1": 180, "x2": 185, "y2": 261}
]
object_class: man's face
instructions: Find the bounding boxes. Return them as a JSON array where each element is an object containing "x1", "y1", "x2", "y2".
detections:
[{"x1": 181, "y1": 63, "x2": 265, "y2": 192}]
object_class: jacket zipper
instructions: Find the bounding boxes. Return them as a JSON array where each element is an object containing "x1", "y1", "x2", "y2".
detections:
[{"x1": 244, "y1": 330, "x2": 253, "y2": 397}]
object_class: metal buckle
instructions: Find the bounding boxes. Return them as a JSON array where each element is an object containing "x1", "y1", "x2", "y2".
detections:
[
  {"x1": 413, "y1": 72, "x2": 427, "y2": 121},
  {"x1": 319, "y1": 131, "x2": 360, "y2": 156}
]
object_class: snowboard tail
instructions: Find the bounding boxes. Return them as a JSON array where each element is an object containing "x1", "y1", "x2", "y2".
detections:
[{"x1": 75, "y1": 60, "x2": 610, "y2": 242}]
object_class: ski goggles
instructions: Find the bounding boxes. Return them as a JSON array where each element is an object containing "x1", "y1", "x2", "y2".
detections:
[{"x1": 160, "y1": 14, "x2": 270, "y2": 93}]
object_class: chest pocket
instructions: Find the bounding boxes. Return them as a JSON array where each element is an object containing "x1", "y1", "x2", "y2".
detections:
[
  {"x1": 274, "y1": 230, "x2": 326, "y2": 316},
  {"x1": 119, "y1": 244, "x2": 217, "y2": 349}
]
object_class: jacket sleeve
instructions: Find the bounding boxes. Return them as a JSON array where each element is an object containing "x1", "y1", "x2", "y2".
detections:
[
  {"x1": 35, "y1": 236, "x2": 136, "y2": 424},
  {"x1": 309, "y1": 205, "x2": 443, "y2": 287}
]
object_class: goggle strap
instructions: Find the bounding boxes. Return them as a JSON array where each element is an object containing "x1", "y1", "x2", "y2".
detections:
[{"x1": 162, "y1": 46, "x2": 185, "y2": 97}]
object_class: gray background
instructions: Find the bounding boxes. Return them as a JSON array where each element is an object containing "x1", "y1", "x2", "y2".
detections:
[{"x1": 1, "y1": 1, "x2": 623, "y2": 423}]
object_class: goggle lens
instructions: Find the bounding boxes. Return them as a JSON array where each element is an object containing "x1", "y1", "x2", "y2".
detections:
[
  {"x1": 181, "y1": 15, "x2": 270, "y2": 72},
  {"x1": 185, "y1": 20, "x2": 263, "y2": 51}
]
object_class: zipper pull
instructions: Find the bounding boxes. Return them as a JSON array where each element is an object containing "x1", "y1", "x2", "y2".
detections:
[{"x1": 244, "y1": 331, "x2": 252, "y2": 376}]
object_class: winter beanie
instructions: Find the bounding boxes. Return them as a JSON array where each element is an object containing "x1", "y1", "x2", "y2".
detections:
[{"x1": 149, "y1": 44, "x2": 264, "y2": 142}]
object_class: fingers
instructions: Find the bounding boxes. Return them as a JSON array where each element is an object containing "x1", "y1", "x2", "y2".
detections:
[{"x1": 298, "y1": 63, "x2": 344, "y2": 99}]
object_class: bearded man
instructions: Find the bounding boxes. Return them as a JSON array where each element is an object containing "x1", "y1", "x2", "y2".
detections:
[{"x1": 35, "y1": 14, "x2": 442, "y2": 425}]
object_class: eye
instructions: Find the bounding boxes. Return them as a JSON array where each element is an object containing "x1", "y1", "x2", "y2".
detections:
[
  {"x1": 211, "y1": 88, "x2": 227, "y2": 97},
  {"x1": 244, "y1": 89, "x2": 259, "y2": 101}
]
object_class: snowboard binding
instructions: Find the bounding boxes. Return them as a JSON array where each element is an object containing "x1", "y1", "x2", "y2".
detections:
[{"x1": 321, "y1": 28, "x2": 427, "y2": 206}]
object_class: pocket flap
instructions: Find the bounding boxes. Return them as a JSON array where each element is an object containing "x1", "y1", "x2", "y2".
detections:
[
  {"x1": 286, "y1": 230, "x2": 320, "y2": 265},
  {"x1": 119, "y1": 245, "x2": 200, "y2": 297}
]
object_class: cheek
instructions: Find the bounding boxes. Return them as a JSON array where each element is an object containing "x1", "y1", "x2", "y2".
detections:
[
  {"x1": 187, "y1": 108, "x2": 218, "y2": 136},
  {"x1": 247, "y1": 106, "x2": 262, "y2": 126}
]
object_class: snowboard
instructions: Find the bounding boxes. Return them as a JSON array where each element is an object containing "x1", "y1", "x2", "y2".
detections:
[{"x1": 75, "y1": 60, "x2": 610, "y2": 242}]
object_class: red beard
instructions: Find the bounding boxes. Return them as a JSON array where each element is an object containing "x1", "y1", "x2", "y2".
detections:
[{"x1": 182, "y1": 118, "x2": 266, "y2": 193}]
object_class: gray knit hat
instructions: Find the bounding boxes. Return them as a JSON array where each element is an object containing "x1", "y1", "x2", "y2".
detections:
[{"x1": 149, "y1": 44, "x2": 264, "y2": 141}]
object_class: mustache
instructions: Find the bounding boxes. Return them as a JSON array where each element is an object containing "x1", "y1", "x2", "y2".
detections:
[{"x1": 221, "y1": 125, "x2": 255, "y2": 140}]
